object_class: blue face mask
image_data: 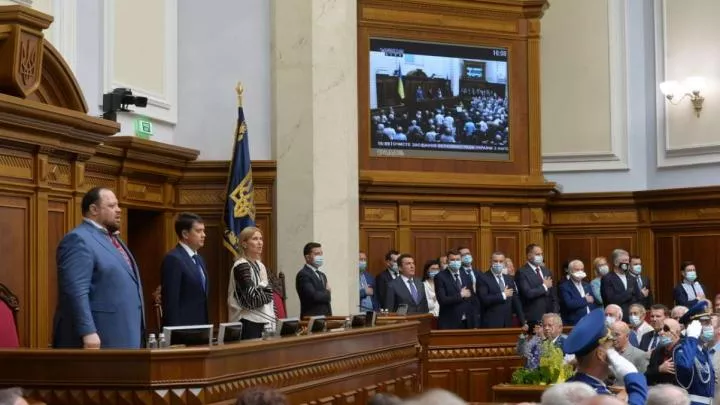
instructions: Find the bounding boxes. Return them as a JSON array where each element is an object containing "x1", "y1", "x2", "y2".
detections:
[
  {"x1": 359, "y1": 261, "x2": 367, "y2": 272},
  {"x1": 428, "y1": 271, "x2": 439, "y2": 279},
  {"x1": 313, "y1": 255, "x2": 324, "y2": 268},
  {"x1": 702, "y1": 326, "x2": 715, "y2": 342},
  {"x1": 448, "y1": 260, "x2": 461, "y2": 271},
  {"x1": 658, "y1": 336, "x2": 672, "y2": 347},
  {"x1": 491, "y1": 263, "x2": 504, "y2": 274},
  {"x1": 461, "y1": 255, "x2": 473, "y2": 266}
]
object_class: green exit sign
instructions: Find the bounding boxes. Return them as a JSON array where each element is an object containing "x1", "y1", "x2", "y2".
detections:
[{"x1": 134, "y1": 117, "x2": 153, "y2": 139}]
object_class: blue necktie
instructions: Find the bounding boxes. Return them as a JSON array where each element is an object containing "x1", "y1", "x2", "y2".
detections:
[
  {"x1": 408, "y1": 279, "x2": 419, "y2": 304},
  {"x1": 192, "y1": 254, "x2": 206, "y2": 291}
]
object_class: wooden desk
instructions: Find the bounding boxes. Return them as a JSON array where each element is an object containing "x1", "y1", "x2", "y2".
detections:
[
  {"x1": 492, "y1": 384, "x2": 546, "y2": 403},
  {"x1": 0, "y1": 323, "x2": 421, "y2": 405}
]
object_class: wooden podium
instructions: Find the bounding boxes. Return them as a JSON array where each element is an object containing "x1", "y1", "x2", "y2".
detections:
[{"x1": 0, "y1": 322, "x2": 422, "y2": 405}]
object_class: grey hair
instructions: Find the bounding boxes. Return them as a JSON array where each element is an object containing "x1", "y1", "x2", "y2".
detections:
[
  {"x1": 568, "y1": 259, "x2": 584, "y2": 271},
  {"x1": 606, "y1": 304, "x2": 624, "y2": 321},
  {"x1": 611, "y1": 249, "x2": 628, "y2": 266},
  {"x1": 541, "y1": 382, "x2": 596, "y2": 405},
  {"x1": 0, "y1": 388, "x2": 24, "y2": 405},
  {"x1": 646, "y1": 384, "x2": 690, "y2": 405},
  {"x1": 406, "y1": 389, "x2": 467, "y2": 405},
  {"x1": 671, "y1": 306, "x2": 689, "y2": 319}
]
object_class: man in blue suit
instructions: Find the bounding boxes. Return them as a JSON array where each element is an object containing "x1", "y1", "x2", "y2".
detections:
[
  {"x1": 53, "y1": 187, "x2": 145, "y2": 349},
  {"x1": 434, "y1": 250, "x2": 477, "y2": 329},
  {"x1": 359, "y1": 251, "x2": 378, "y2": 311},
  {"x1": 161, "y1": 212, "x2": 208, "y2": 327},
  {"x1": 559, "y1": 259, "x2": 598, "y2": 325}
]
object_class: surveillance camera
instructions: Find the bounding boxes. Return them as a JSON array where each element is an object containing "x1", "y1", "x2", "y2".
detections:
[{"x1": 102, "y1": 88, "x2": 148, "y2": 121}]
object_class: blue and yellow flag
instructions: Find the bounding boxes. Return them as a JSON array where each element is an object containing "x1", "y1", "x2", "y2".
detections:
[
  {"x1": 223, "y1": 83, "x2": 256, "y2": 257},
  {"x1": 396, "y1": 63, "x2": 405, "y2": 100}
]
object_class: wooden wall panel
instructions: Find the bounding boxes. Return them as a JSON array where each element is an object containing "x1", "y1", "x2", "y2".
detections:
[
  {"x1": 596, "y1": 236, "x2": 635, "y2": 261},
  {"x1": 554, "y1": 236, "x2": 591, "y2": 275},
  {"x1": 200, "y1": 216, "x2": 233, "y2": 326},
  {"x1": 677, "y1": 234, "x2": 720, "y2": 303},
  {"x1": 127, "y1": 209, "x2": 167, "y2": 333},
  {"x1": 363, "y1": 230, "x2": 397, "y2": 276},
  {"x1": 46, "y1": 200, "x2": 69, "y2": 346},
  {"x1": 492, "y1": 231, "x2": 520, "y2": 265},
  {"x1": 412, "y1": 232, "x2": 445, "y2": 275},
  {"x1": 0, "y1": 194, "x2": 30, "y2": 347},
  {"x1": 655, "y1": 236, "x2": 676, "y2": 307}
]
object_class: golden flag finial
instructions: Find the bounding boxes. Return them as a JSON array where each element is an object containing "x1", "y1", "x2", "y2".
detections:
[{"x1": 235, "y1": 82, "x2": 244, "y2": 107}]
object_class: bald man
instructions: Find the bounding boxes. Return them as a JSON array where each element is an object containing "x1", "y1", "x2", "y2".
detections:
[
  {"x1": 610, "y1": 321, "x2": 648, "y2": 386},
  {"x1": 646, "y1": 318, "x2": 682, "y2": 386}
]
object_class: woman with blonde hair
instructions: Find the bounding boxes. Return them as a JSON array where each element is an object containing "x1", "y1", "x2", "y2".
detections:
[
  {"x1": 228, "y1": 226, "x2": 276, "y2": 339},
  {"x1": 590, "y1": 256, "x2": 610, "y2": 305}
]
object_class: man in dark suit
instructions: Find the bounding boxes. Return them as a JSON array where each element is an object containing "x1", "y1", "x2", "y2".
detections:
[
  {"x1": 673, "y1": 261, "x2": 708, "y2": 308},
  {"x1": 385, "y1": 254, "x2": 429, "y2": 314},
  {"x1": 434, "y1": 250, "x2": 477, "y2": 329},
  {"x1": 458, "y1": 246, "x2": 483, "y2": 325},
  {"x1": 478, "y1": 251, "x2": 525, "y2": 328},
  {"x1": 375, "y1": 250, "x2": 399, "y2": 311},
  {"x1": 601, "y1": 249, "x2": 642, "y2": 323},
  {"x1": 516, "y1": 244, "x2": 558, "y2": 324},
  {"x1": 53, "y1": 187, "x2": 145, "y2": 349},
  {"x1": 160, "y1": 212, "x2": 208, "y2": 327},
  {"x1": 295, "y1": 242, "x2": 332, "y2": 318},
  {"x1": 559, "y1": 259, "x2": 598, "y2": 326},
  {"x1": 638, "y1": 304, "x2": 669, "y2": 352},
  {"x1": 629, "y1": 255, "x2": 652, "y2": 309}
]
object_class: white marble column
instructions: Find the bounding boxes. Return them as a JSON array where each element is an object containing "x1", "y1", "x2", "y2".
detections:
[{"x1": 272, "y1": 0, "x2": 359, "y2": 317}]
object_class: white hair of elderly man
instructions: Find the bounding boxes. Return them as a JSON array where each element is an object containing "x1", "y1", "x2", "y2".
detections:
[
  {"x1": 403, "y1": 389, "x2": 466, "y2": 405},
  {"x1": 646, "y1": 384, "x2": 690, "y2": 405},
  {"x1": 540, "y1": 382, "x2": 596, "y2": 405}
]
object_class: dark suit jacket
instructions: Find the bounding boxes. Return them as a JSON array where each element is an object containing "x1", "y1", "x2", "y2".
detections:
[
  {"x1": 434, "y1": 269, "x2": 478, "y2": 329},
  {"x1": 462, "y1": 267, "x2": 483, "y2": 324},
  {"x1": 375, "y1": 269, "x2": 397, "y2": 311},
  {"x1": 477, "y1": 271, "x2": 525, "y2": 328},
  {"x1": 673, "y1": 281, "x2": 707, "y2": 308},
  {"x1": 53, "y1": 221, "x2": 145, "y2": 349},
  {"x1": 385, "y1": 276, "x2": 429, "y2": 314},
  {"x1": 600, "y1": 271, "x2": 641, "y2": 322},
  {"x1": 295, "y1": 265, "x2": 332, "y2": 318},
  {"x1": 639, "y1": 330, "x2": 660, "y2": 352},
  {"x1": 632, "y1": 274, "x2": 653, "y2": 309},
  {"x1": 559, "y1": 280, "x2": 598, "y2": 326},
  {"x1": 645, "y1": 345, "x2": 675, "y2": 385},
  {"x1": 160, "y1": 244, "x2": 208, "y2": 327},
  {"x1": 516, "y1": 263, "x2": 559, "y2": 323}
]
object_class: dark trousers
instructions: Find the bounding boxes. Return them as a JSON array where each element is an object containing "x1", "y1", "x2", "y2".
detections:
[{"x1": 241, "y1": 318, "x2": 266, "y2": 340}]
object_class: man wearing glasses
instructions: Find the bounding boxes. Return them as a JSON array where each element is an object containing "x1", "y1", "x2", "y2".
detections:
[{"x1": 563, "y1": 309, "x2": 648, "y2": 405}]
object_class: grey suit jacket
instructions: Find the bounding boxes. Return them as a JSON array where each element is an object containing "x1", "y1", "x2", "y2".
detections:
[{"x1": 614, "y1": 345, "x2": 649, "y2": 386}]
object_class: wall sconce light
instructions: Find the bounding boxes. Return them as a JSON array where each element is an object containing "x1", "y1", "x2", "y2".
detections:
[{"x1": 659, "y1": 77, "x2": 706, "y2": 117}]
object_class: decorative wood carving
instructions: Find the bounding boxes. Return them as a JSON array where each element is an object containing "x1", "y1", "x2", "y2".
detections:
[{"x1": 0, "y1": 323, "x2": 421, "y2": 405}]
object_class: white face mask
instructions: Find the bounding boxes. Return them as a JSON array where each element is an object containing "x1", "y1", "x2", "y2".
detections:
[
  {"x1": 573, "y1": 271, "x2": 587, "y2": 280},
  {"x1": 598, "y1": 265, "x2": 609, "y2": 276},
  {"x1": 629, "y1": 315, "x2": 642, "y2": 327},
  {"x1": 605, "y1": 316, "x2": 616, "y2": 327},
  {"x1": 533, "y1": 255, "x2": 543, "y2": 265}
]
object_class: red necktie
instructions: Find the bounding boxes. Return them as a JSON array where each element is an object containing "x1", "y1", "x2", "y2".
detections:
[
  {"x1": 536, "y1": 267, "x2": 544, "y2": 281},
  {"x1": 109, "y1": 235, "x2": 132, "y2": 268}
]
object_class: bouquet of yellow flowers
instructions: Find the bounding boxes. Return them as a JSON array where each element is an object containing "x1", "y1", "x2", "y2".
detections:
[{"x1": 512, "y1": 340, "x2": 575, "y2": 385}]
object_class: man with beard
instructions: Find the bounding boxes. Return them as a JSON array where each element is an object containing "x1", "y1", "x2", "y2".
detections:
[{"x1": 52, "y1": 187, "x2": 145, "y2": 349}]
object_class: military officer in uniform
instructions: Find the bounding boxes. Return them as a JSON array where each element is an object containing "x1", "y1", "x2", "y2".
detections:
[
  {"x1": 563, "y1": 308, "x2": 648, "y2": 405},
  {"x1": 675, "y1": 301, "x2": 716, "y2": 405}
]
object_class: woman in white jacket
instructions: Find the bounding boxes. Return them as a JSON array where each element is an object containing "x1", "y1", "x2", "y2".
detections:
[{"x1": 422, "y1": 259, "x2": 441, "y2": 317}]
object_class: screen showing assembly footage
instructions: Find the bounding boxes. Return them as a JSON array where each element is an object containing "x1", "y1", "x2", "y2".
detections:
[{"x1": 369, "y1": 38, "x2": 509, "y2": 160}]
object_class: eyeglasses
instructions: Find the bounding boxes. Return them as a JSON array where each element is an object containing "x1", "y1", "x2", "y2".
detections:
[{"x1": 662, "y1": 325, "x2": 673, "y2": 333}]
